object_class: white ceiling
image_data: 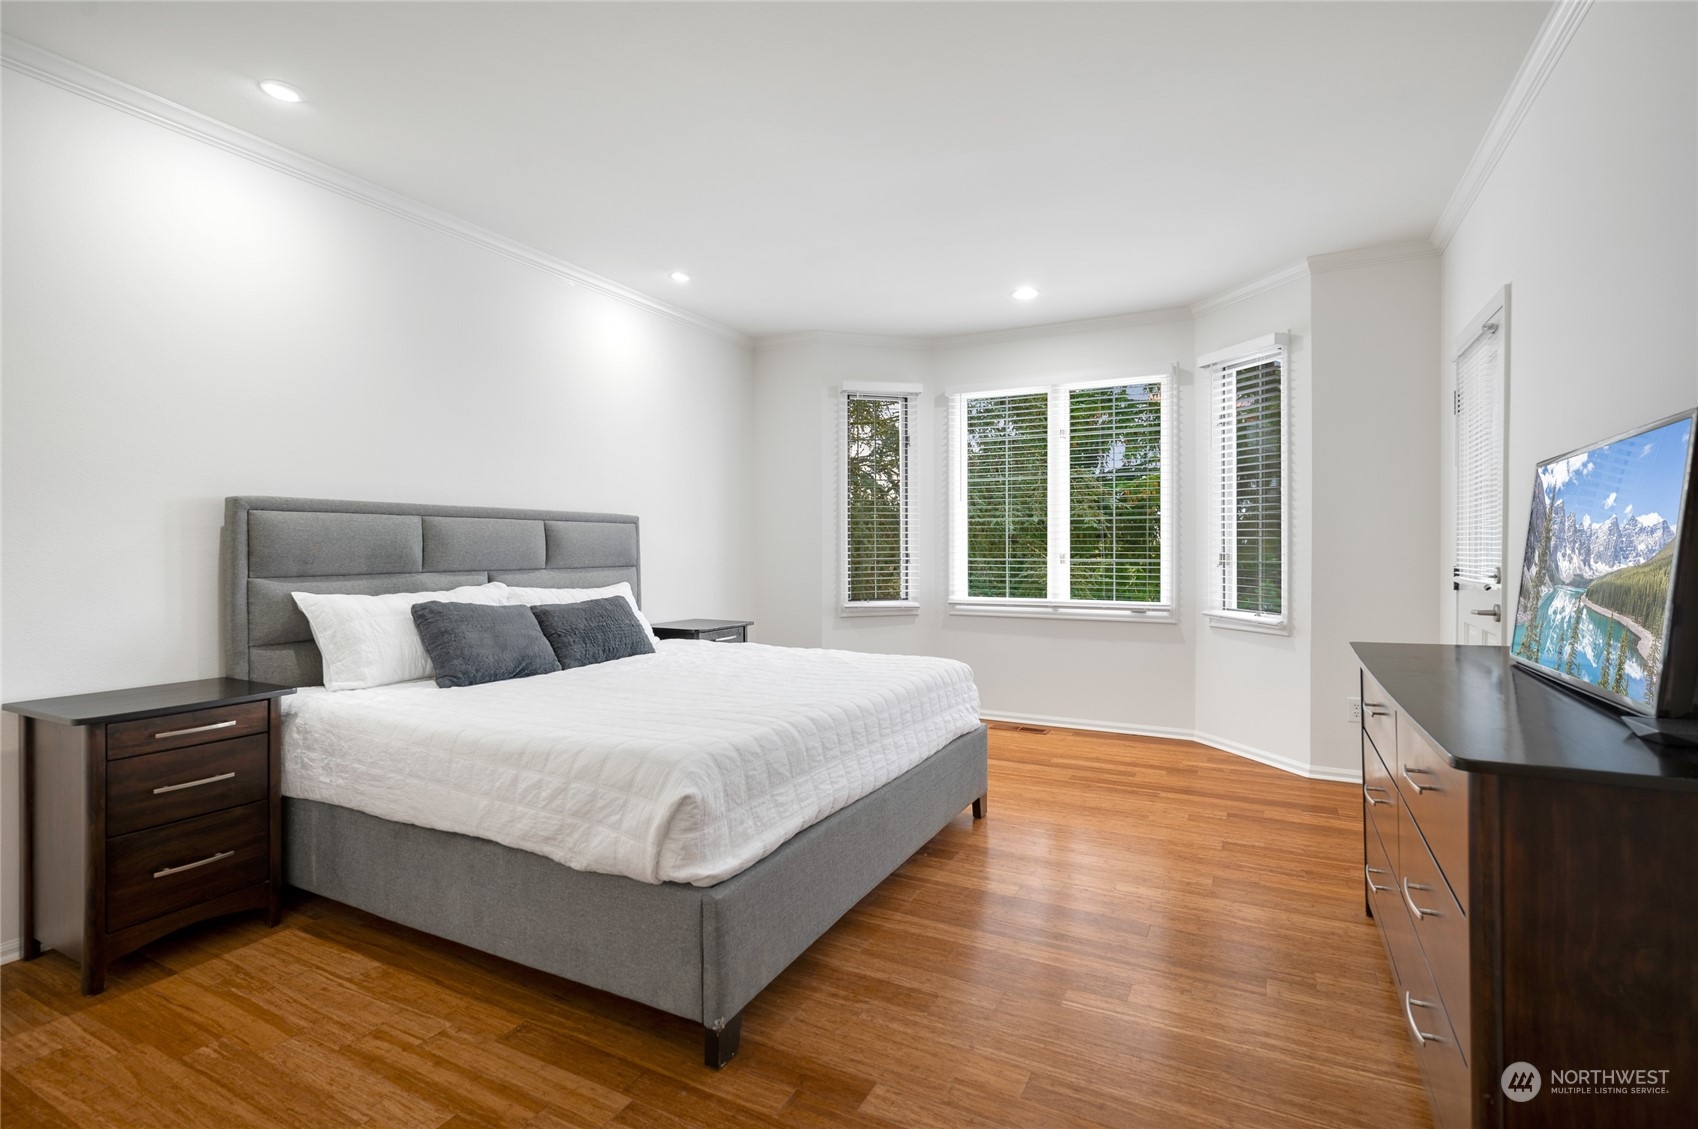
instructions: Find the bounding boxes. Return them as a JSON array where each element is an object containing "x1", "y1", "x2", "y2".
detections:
[{"x1": 1, "y1": 2, "x2": 1548, "y2": 339}]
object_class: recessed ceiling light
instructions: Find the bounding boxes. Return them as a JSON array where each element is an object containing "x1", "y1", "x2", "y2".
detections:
[
  {"x1": 258, "y1": 80, "x2": 304, "y2": 103},
  {"x1": 1011, "y1": 286, "x2": 1040, "y2": 301},
  {"x1": 669, "y1": 271, "x2": 691, "y2": 284}
]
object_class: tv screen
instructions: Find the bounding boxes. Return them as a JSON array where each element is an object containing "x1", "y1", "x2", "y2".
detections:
[{"x1": 1511, "y1": 411, "x2": 1696, "y2": 714}]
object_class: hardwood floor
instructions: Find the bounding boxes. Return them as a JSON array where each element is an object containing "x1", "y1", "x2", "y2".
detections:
[{"x1": 2, "y1": 726, "x2": 1432, "y2": 1129}]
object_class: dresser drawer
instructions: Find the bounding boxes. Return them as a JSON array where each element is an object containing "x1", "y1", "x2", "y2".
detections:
[
  {"x1": 1399, "y1": 804, "x2": 1471, "y2": 1065},
  {"x1": 1381, "y1": 894, "x2": 1470, "y2": 1129},
  {"x1": 1363, "y1": 737, "x2": 1399, "y2": 864},
  {"x1": 1395, "y1": 719, "x2": 1470, "y2": 912},
  {"x1": 107, "y1": 701, "x2": 269, "y2": 760},
  {"x1": 1362, "y1": 669, "x2": 1398, "y2": 766},
  {"x1": 106, "y1": 802, "x2": 269, "y2": 932},
  {"x1": 106, "y1": 734, "x2": 270, "y2": 837},
  {"x1": 1365, "y1": 813, "x2": 1403, "y2": 972}
]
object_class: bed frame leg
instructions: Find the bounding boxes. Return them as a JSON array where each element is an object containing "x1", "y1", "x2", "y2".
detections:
[
  {"x1": 704, "y1": 1012, "x2": 742, "y2": 1069},
  {"x1": 972, "y1": 794, "x2": 987, "y2": 819}
]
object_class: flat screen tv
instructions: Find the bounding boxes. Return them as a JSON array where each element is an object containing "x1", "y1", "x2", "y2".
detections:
[{"x1": 1510, "y1": 410, "x2": 1698, "y2": 718}]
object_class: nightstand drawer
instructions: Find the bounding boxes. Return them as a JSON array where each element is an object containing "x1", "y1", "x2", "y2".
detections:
[
  {"x1": 107, "y1": 701, "x2": 269, "y2": 760},
  {"x1": 702, "y1": 627, "x2": 746, "y2": 642},
  {"x1": 106, "y1": 802, "x2": 269, "y2": 932},
  {"x1": 106, "y1": 735, "x2": 270, "y2": 836}
]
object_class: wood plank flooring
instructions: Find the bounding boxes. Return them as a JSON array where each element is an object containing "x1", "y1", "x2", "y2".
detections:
[{"x1": 2, "y1": 726, "x2": 1432, "y2": 1129}]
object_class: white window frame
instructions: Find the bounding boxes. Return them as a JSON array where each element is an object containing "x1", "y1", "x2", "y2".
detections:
[
  {"x1": 1453, "y1": 289, "x2": 1509, "y2": 593},
  {"x1": 838, "y1": 381, "x2": 921, "y2": 616},
  {"x1": 946, "y1": 369, "x2": 1177, "y2": 622},
  {"x1": 1201, "y1": 333, "x2": 1291, "y2": 635}
]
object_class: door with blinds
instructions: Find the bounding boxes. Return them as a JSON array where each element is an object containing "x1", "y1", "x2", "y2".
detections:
[{"x1": 1453, "y1": 288, "x2": 1509, "y2": 644}]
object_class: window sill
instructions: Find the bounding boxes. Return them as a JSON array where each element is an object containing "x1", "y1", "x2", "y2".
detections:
[
  {"x1": 839, "y1": 601, "x2": 921, "y2": 618},
  {"x1": 948, "y1": 600, "x2": 1177, "y2": 624},
  {"x1": 1204, "y1": 609, "x2": 1290, "y2": 636}
]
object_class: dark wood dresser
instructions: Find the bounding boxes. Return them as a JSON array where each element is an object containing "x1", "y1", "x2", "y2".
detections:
[
  {"x1": 6, "y1": 679, "x2": 296, "y2": 994},
  {"x1": 1354, "y1": 644, "x2": 1697, "y2": 1129}
]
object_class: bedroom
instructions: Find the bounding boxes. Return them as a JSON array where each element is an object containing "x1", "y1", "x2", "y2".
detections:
[{"x1": 2, "y1": 1, "x2": 1695, "y2": 1126}]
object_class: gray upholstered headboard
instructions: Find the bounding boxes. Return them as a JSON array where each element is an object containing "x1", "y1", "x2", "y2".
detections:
[{"x1": 223, "y1": 496, "x2": 641, "y2": 687}]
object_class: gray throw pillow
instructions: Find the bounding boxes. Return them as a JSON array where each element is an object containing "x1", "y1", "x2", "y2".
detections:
[
  {"x1": 410, "y1": 602, "x2": 562, "y2": 688},
  {"x1": 532, "y1": 596, "x2": 657, "y2": 669}
]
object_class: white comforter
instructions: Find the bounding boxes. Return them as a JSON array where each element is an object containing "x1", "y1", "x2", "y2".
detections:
[{"x1": 281, "y1": 641, "x2": 980, "y2": 886}]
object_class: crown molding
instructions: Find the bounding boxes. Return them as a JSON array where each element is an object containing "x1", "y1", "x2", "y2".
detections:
[
  {"x1": 1188, "y1": 260, "x2": 1309, "y2": 319},
  {"x1": 0, "y1": 35, "x2": 750, "y2": 346},
  {"x1": 1430, "y1": 0, "x2": 1593, "y2": 252},
  {"x1": 1306, "y1": 239, "x2": 1438, "y2": 275},
  {"x1": 930, "y1": 306, "x2": 1192, "y2": 351},
  {"x1": 753, "y1": 330, "x2": 924, "y2": 353}
]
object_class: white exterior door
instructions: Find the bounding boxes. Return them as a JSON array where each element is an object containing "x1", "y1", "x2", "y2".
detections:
[{"x1": 1453, "y1": 290, "x2": 1509, "y2": 646}]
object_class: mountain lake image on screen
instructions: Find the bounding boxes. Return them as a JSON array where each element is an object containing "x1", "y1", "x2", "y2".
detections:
[{"x1": 1511, "y1": 413, "x2": 1695, "y2": 712}]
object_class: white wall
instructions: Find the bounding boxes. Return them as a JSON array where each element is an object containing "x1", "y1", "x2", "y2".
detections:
[
  {"x1": 1439, "y1": 1, "x2": 1698, "y2": 639},
  {"x1": 755, "y1": 316, "x2": 1204, "y2": 737},
  {"x1": 929, "y1": 316, "x2": 1201, "y2": 733},
  {"x1": 0, "y1": 72, "x2": 756, "y2": 955},
  {"x1": 1192, "y1": 277, "x2": 1315, "y2": 773},
  {"x1": 750, "y1": 286, "x2": 1438, "y2": 780},
  {"x1": 1310, "y1": 252, "x2": 1442, "y2": 774}
]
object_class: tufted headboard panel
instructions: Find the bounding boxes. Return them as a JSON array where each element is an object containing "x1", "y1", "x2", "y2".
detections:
[{"x1": 223, "y1": 496, "x2": 641, "y2": 687}]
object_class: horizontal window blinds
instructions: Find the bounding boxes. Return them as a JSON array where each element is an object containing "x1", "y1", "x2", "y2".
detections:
[
  {"x1": 1069, "y1": 383, "x2": 1165, "y2": 603},
  {"x1": 843, "y1": 393, "x2": 910, "y2": 603},
  {"x1": 950, "y1": 374, "x2": 1172, "y2": 611},
  {"x1": 963, "y1": 391, "x2": 1050, "y2": 599},
  {"x1": 1454, "y1": 324, "x2": 1504, "y2": 588},
  {"x1": 1216, "y1": 357, "x2": 1284, "y2": 616}
]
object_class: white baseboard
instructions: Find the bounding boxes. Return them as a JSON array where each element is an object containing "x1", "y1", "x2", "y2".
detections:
[
  {"x1": 980, "y1": 710, "x2": 1363, "y2": 783},
  {"x1": 1, "y1": 937, "x2": 21, "y2": 965}
]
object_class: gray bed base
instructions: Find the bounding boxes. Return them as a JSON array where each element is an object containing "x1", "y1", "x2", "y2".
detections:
[{"x1": 223, "y1": 496, "x2": 988, "y2": 1067}]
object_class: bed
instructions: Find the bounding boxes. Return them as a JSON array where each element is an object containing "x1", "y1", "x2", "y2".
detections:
[{"x1": 222, "y1": 495, "x2": 988, "y2": 1067}]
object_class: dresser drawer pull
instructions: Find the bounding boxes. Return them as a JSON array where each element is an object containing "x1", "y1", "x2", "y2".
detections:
[
  {"x1": 1365, "y1": 703, "x2": 1392, "y2": 717},
  {"x1": 153, "y1": 850, "x2": 235, "y2": 879},
  {"x1": 152, "y1": 719, "x2": 239, "y2": 740},
  {"x1": 709, "y1": 632, "x2": 740, "y2": 641},
  {"x1": 1404, "y1": 992, "x2": 1446, "y2": 1045},
  {"x1": 1362, "y1": 784, "x2": 1392, "y2": 806},
  {"x1": 1401, "y1": 765, "x2": 1436, "y2": 794},
  {"x1": 1364, "y1": 865, "x2": 1393, "y2": 894},
  {"x1": 152, "y1": 771, "x2": 237, "y2": 795},
  {"x1": 1402, "y1": 877, "x2": 1440, "y2": 919}
]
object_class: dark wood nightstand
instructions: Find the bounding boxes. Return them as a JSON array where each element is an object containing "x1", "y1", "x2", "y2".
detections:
[
  {"x1": 5, "y1": 678, "x2": 296, "y2": 994},
  {"x1": 651, "y1": 619, "x2": 753, "y2": 643}
]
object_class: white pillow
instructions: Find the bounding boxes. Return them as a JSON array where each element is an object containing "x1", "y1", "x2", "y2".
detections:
[
  {"x1": 293, "y1": 583, "x2": 510, "y2": 691},
  {"x1": 504, "y1": 581, "x2": 658, "y2": 643}
]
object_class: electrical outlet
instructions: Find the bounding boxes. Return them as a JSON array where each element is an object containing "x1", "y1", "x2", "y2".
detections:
[{"x1": 1347, "y1": 698, "x2": 1362, "y2": 725}]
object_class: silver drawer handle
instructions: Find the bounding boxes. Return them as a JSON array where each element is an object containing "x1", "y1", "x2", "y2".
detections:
[
  {"x1": 1362, "y1": 784, "x2": 1391, "y2": 807},
  {"x1": 1403, "y1": 877, "x2": 1439, "y2": 919},
  {"x1": 1401, "y1": 765, "x2": 1436, "y2": 794},
  {"x1": 1404, "y1": 991, "x2": 1446, "y2": 1045},
  {"x1": 153, "y1": 719, "x2": 238, "y2": 740},
  {"x1": 152, "y1": 771, "x2": 236, "y2": 795},
  {"x1": 1364, "y1": 864, "x2": 1393, "y2": 894},
  {"x1": 153, "y1": 849, "x2": 235, "y2": 878},
  {"x1": 1365, "y1": 703, "x2": 1392, "y2": 717}
]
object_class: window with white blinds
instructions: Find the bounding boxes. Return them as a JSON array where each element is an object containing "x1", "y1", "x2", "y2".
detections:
[
  {"x1": 1202, "y1": 334, "x2": 1288, "y2": 631},
  {"x1": 1454, "y1": 314, "x2": 1506, "y2": 589},
  {"x1": 948, "y1": 372, "x2": 1174, "y2": 618},
  {"x1": 841, "y1": 391, "x2": 914, "y2": 610}
]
